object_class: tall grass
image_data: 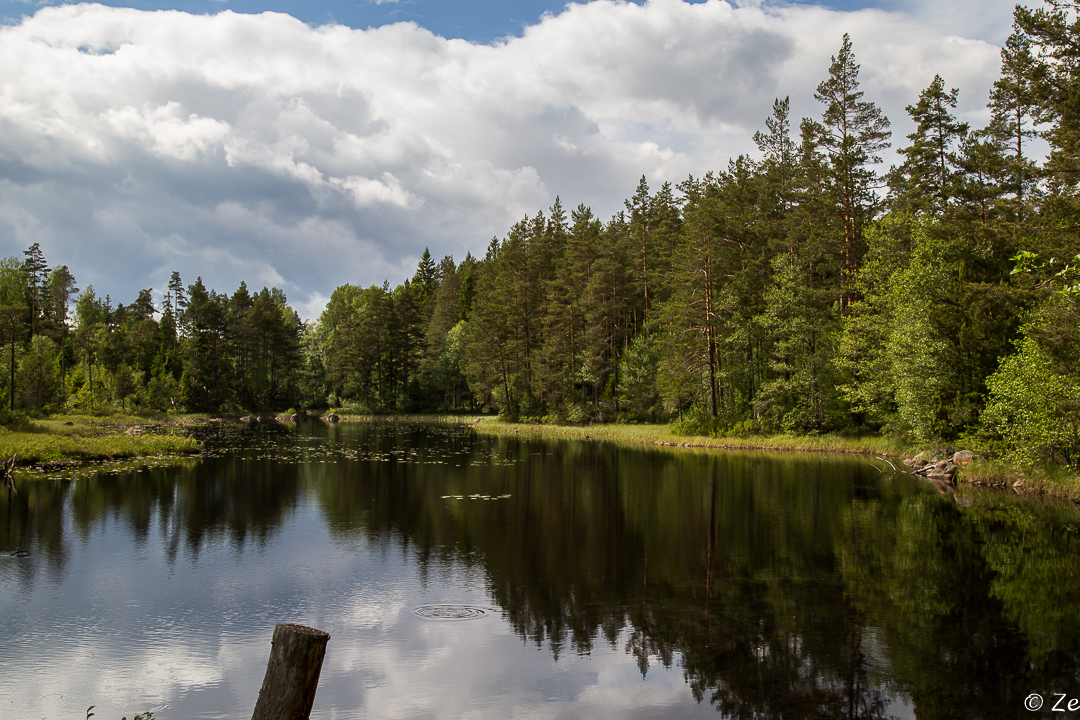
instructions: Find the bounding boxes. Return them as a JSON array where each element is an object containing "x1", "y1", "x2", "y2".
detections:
[
  {"x1": 329, "y1": 412, "x2": 483, "y2": 425},
  {"x1": 473, "y1": 418, "x2": 917, "y2": 456},
  {"x1": 0, "y1": 414, "x2": 201, "y2": 465},
  {"x1": 471, "y1": 418, "x2": 1080, "y2": 501}
]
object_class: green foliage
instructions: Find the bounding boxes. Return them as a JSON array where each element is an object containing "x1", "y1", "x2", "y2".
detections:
[
  {"x1": 18, "y1": 335, "x2": 61, "y2": 412},
  {"x1": 618, "y1": 333, "x2": 661, "y2": 422},
  {"x1": 884, "y1": 228, "x2": 957, "y2": 440},
  {"x1": 757, "y1": 252, "x2": 842, "y2": 433},
  {"x1": 983, "y1": 332, "x2": 1080, "y2": 467},
  {"x1": 1012, "y1": 250, "x2": 1080, "y2": 295}
]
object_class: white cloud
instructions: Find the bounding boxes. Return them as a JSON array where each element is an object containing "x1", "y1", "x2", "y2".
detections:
[
  {"x1": 0, "y1": 0, "x2": 1010, "y2": 319},
  {"x1": 875, "y1": 0, "x2": 1047, "y2": 45}
]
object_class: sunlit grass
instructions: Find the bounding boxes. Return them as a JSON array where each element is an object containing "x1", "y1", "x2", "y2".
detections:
[
  {"x1": 0, "y1": 413, "x2": 202, "y2": 465},
  {"x1": 471, "y1": 418, "x2": 1080, "y2": 502},
  {"x1": 473, "y1": 419, "x2": 916, "y2": 456},
  {"x1": 329, "y1": 412, "x2": 483, "y2": 425}
]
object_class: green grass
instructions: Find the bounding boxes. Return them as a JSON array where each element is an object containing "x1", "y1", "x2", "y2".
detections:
[
  {"x1": 960, "y1": 459, "x2": 1080, "y2": 502},
  {"x1": 471, "y1": 418, "x2": 1080, "y2": 502},
  {"x1": 328, "y1": 411, "x2": 484, "y2": 425},
  {"x1": 0, "y1": 413, "x2": 202, "y2": 466},
  {"x1": 473, "y1": 418, "x2": 916, "y2": 455}
]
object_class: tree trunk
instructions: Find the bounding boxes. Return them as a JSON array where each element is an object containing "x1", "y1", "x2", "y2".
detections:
[{"x1": 250, "y1": 623, "x2": 330, "y2": 720}]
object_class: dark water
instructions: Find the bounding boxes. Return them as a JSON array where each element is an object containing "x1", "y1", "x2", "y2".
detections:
[{"x1": 2, "y1": 420, "x2": 1079, "y2": 720}]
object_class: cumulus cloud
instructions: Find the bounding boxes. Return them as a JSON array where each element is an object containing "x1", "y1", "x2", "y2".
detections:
[{"x1": 0, "y1": 0, "x2": 1008, "y2": 317}]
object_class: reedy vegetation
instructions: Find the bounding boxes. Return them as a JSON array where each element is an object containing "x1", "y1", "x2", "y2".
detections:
[{"x1": 2, "y1": 6, "x2": 1078, "y2": 472}]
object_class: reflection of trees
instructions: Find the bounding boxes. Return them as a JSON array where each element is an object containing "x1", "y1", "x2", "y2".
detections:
[
  {"x1": 841, "y1": 494, "x2": 1080, "y2": 719},
  {"x1": 6, "y1": 421, "x2": 1080, "y2": 719},
  {"x1": 3, "y1": 479, "x2": 70, "y2": 588},
  {"x1": 314, "y1": 425, "x2": 1080, "y2": 720},
  {"x1": 0, "y1": 424, "x2": 305, "y2": 583},
  {"x1": 317, "y1": 426, "x2": 903, "y2": 718}
]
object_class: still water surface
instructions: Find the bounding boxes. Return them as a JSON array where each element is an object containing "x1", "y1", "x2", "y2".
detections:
[{"x1": 2, "y1": 420, "x2": 1079, "y2": 719}]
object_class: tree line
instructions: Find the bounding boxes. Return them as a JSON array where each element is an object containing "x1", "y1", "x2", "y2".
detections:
[
  {"x1": 0, "y1": 254, "x2": 310, "y2": 416},
  {"x1": 2, "y1": 4, "x2": 1078, "y2": 467},
  {"x1": 319, "y1": 9, "x2": 1079, "y2": 467}
]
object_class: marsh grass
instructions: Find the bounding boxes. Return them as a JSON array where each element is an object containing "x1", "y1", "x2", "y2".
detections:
[
  {"x1": 1001, "y1": 465, "x2": 1080, "y2": 503},
  {"x1": 473, "y1": 418, "x2": 917, "y2": 456},
  {"x1": 330, "y1": 412, "x2": 483, "y2": 425},
  {"x1": 471, "y1": 418, "x2": 1080, "y2": 502},
  {"x1": 0, "y1": 413, "x2": 201, "y2": 465}
]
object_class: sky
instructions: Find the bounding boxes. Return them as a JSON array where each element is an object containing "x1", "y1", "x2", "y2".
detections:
[{"x1": 0, "y1": 0, "x2": 1033, "y2": 319}]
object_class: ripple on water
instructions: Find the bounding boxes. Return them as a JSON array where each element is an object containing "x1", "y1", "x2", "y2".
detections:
[{"x1": 413, "y1": 605, "x2": 493, "y2": 620}]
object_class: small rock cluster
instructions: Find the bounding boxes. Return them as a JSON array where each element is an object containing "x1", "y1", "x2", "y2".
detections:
[
  {"x1": 902, "y1": 449, "x2": 974, "y2": 482},
  {"x1": 237, "y1": 414, "x2": 303, "y2": 423},
  {"x1": 125, "y1": 424, "x2": 165, "y2": 436}
]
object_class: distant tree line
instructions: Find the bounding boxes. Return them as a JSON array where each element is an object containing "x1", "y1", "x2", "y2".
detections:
[
  {"x1": 2, "y1": 5, "x2": 1078, "y2": 468},
  {"x1": 0, "y1": 255, "x2": 309, "y2": 416}
]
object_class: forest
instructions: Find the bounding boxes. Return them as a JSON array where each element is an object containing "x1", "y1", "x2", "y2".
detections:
[{"x1": 1, "y1": 3, "x2": 1078, "y2": 470}]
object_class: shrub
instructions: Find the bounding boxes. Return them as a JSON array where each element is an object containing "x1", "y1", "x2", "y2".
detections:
[{"x1": 982, "y1": 335, "x2": 1080, "y2": 468}]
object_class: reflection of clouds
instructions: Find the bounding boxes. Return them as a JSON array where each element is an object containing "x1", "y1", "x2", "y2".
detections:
[
  {"x1": 0, "y1": 490, "x2": 715, "y2": 720},
  {"x1": 331, "y1": 620, "x2": 703, "y2": 720}
]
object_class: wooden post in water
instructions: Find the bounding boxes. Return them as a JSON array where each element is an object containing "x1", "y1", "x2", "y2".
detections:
[{"x1": 251, "y1": 623, "x2": 330, "y2": 720}]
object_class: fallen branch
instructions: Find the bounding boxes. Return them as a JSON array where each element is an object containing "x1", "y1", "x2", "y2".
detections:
[{"x1": 2, "y1": 453, "x2": 17, "y2": 493}]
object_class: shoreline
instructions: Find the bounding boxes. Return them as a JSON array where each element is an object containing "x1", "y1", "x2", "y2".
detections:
[
  {"x1": 465, "y1": 418, "x2": 1080, "y2": 504},
  {"x1": 1, "y1": 414, "x2": 204, "y2": 470},
  {"x1": 7, "y1": 412, "x2": 1078, "y2": 503}
]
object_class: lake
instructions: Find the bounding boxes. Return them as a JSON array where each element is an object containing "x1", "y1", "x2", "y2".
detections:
[{"x1": 2, "y1": 420, "x2": 1079, "y2": 719}]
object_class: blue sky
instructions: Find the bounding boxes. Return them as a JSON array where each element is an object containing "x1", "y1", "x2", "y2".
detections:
[
  {"x1": 2, "y1": 0, "x2": 889, "y2": 42},
  {"x1": 0, "y1": 0, "x2": 1018, "y2": 317}
]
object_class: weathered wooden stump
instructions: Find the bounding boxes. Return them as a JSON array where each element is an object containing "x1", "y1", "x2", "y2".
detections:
[{"x1": 251, "y1": 623, "x2": 330, "y2": 720}]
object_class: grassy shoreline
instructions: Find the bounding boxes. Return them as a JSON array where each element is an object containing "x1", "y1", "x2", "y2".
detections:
[
  {"x1": 6, "y1": 411, "x2": 1077, "y2": 503},
  {"x1": 0, "y1": 413, "x2": 202, "y2": 467},
  {"x1": 468, "y1": 418, "x2": 1080, "y2": 503}
]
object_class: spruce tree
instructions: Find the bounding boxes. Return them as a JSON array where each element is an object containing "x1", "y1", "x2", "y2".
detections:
[{"x1": 22, "y1": 243, "x2": 49, "y2": 340}]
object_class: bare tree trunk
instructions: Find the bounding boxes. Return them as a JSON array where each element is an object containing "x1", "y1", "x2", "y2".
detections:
[{"x1": 251, "y1": 623, "x2": 330, "y2": 720}]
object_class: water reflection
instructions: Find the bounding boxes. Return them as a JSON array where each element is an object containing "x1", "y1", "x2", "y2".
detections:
[{"x1": 1, "y1": 420, "x2": 1079, "y2": 719}]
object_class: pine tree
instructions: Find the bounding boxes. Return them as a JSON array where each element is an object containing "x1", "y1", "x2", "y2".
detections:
[
  {"x1": 168, "y1": 271, "x2": 186, "y2": 349},
  {"x1": 1015, "y1": 0, "x2": 1080, "y2": 195},
  {"x1": 988, "y1": 24, "x2": 1043, "y2": 202},
  {"x1": 538, "y1": 204, "x2": 601, "y2": 411},
  {"x1": 660, "y1": 177, "x2": 722, "y2": 421},
  {"x1": 754, "y1": 97, "x2": 798, "y2": 221},
  {"x1": 230, "y1": 282, "x2": 254, "y2": 407},
  {"x1": 890, "y1": 75, "x2": 968, "y2": 215},
  {"x1": 809, "y1": 34, "x2": 891, "y2": 310},
  {"x1": 0, "y1": 259, "x2": 25, "y2": 412},
  {"x1": 626, "y1": 176, "x2": 656, "y2": 325},
  {"x1": 581, "y1": 213, "x2": 632, "y2": 417}
]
